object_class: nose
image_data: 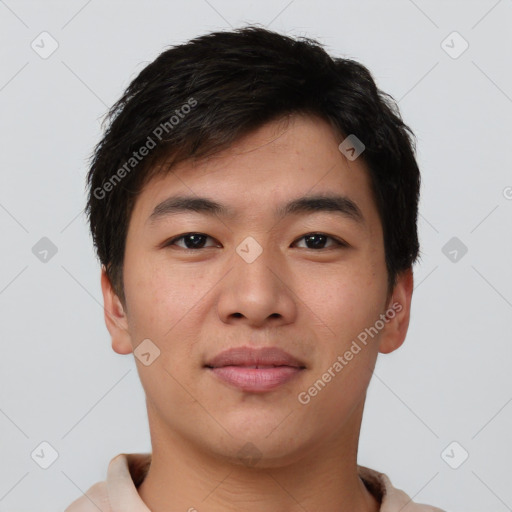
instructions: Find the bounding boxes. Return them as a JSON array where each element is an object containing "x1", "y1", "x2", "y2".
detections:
[{"x1": 216, "y1": 237, "x2": 297, "y2": 328}]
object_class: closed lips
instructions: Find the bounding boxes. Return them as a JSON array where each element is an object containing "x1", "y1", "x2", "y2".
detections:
[
  {"x1": 234, "y1": 364, "x2": 290, "y2": 368},
  {"x1": 205, "y1": 346, "x2": 306, "y2": 369}
]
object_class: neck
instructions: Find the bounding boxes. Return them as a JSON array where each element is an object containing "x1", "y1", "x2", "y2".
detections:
[{"x1": 137, "y1": 400, "x2": 380, "y2": 512}]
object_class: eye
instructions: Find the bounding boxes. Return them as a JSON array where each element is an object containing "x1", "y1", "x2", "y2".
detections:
[
  {"x1": 164, "y1": 233, "x2": 219, "y2": 250},
  {"x1": 163, "y1": 232, "x2": 348, "y2": 251},
  {"x1": 293, "y1": 233, "x2": 348, "y2": 250}
]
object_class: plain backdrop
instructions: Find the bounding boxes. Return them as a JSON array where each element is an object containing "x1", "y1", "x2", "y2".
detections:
[{"x1": 0, "y1": 1, "x2": 511, "y2": 511}]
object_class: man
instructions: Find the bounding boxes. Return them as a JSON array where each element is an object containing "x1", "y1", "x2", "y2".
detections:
[{"x1": 66, "y1": 26, "x2": 445, "y2": 512}]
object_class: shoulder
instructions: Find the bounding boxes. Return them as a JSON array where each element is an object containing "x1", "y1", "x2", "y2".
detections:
[
  {"x1": 64, "y1": 480, "x2": 112, "y2": 512},
  {"x1": 64, "y1": 452, "x2": 151, "y2": 511},
  {"x1": 358, "y1": 465, "x2": 446, "y2": 512}
]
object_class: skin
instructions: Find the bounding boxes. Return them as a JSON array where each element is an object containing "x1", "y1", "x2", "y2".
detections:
[{"x1": 101, "y1": 112, "x2": 414, "y2": 512}]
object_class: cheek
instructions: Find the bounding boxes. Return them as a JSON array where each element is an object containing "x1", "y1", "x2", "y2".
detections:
[
  {"x1": 302, "y1": 263, "x2": 385, "y2": 332},
  {"x1": 123, "y1": 265, "x2": 204, "y2": 393},
  {"x1": 124, "y1": 258, "x2": 217, "y2": 352},
  {"x1": 123, "y1": 259, "x2": 175, "y2": 336}
]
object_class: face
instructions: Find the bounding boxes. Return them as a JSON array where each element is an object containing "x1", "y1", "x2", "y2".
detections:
[{"x1": 102, "y1": 113, "x2": 412, "y2": 467}]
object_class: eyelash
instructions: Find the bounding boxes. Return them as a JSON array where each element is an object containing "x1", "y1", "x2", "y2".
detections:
[{"x1": 164, "y1": 232, "x2": 349, "y2": 251}]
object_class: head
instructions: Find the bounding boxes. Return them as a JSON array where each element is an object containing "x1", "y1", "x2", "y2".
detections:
[{"x1": 86, "y1": 26, "x2": 420, "y2": 465}]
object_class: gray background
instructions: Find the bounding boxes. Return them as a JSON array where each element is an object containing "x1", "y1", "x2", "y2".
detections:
[{"x1": 1, "y1": 1, "x2": 511, "y2": 511}]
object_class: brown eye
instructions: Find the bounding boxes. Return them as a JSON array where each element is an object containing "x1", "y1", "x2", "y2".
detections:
[
  {"x1": 293, "y1": 233, "x2": 347, "y2": 250},
  {"x1": 165, "y1": 233, "x2": 219, "y2": 250}
]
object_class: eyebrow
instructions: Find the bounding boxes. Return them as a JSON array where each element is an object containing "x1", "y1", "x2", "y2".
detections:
[{"x1": 147, "y1": 193, "x2": 365, "y2": 225}]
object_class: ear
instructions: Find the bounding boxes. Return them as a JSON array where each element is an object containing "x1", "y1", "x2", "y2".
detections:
[
  {"x1": 378, "y1": 267, "x2": 414, "y2": 355},
  {"x1": 100, "y1": 266, "x2": 133, "y2": 355}
]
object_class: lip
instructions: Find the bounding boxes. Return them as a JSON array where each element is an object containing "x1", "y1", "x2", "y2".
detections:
[
  {"x1": 205, "y1": 346, "x2": 306, "y2": 368},
  {"x1": 205, "y1": 346, "x2": 306, "y2": 393}
]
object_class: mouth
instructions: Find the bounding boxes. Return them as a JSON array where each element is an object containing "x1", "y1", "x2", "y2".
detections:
[
  {"x1": 204, "y1": 346, "x2": 306, "y2": 393},
  {"x1": 209, "y1": 364, "x2": 298, "y2": 369}
]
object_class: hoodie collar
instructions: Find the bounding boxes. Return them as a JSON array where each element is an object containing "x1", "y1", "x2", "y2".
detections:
[{"x1": 106, "y1": 452, "x2": 427, "y2": 511}]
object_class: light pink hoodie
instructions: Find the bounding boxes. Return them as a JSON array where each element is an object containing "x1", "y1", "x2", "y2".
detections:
[{"x1": 65, "y1": 453, "x2": 445, "y2": 512}]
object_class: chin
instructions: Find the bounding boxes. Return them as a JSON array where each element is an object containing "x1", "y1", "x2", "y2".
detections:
[{"x1": 215, "y1": 437, "x2": 311, "y2": 470}]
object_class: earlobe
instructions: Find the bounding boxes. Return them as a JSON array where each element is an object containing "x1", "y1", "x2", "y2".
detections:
[
  {"x1": 378, "y1": 268, "x2": 414, "y2": 355},
  {"x1": 100, "y1": 267, "x2": 133, "y2": 355}
]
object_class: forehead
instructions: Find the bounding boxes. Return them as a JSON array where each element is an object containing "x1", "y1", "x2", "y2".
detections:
[{"x1": 128, "y1": 113, "x2": 380, "y2": 236}]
